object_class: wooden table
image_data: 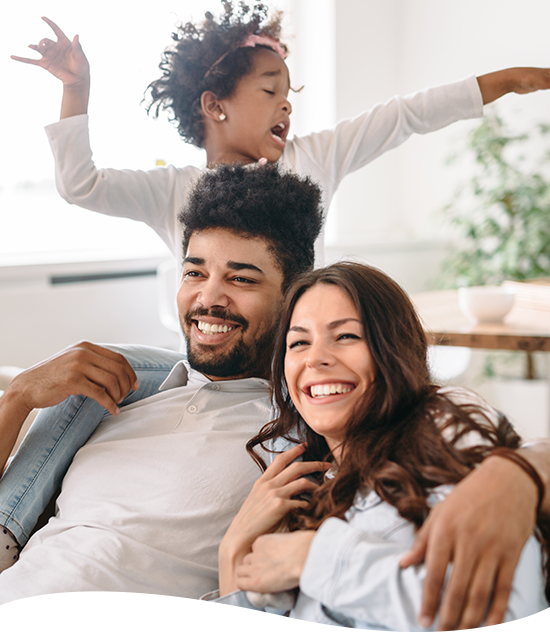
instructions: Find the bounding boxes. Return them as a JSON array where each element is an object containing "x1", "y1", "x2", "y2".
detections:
[{"x1": 411, "y1": 289, "x2": 550, "y2": 353}]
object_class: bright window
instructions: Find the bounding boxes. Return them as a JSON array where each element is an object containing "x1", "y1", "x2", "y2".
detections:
[{"x1": 1, "y1": 1, "x2": 297, "y2": 264}]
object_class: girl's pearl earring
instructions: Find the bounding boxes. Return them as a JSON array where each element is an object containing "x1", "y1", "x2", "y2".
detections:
[{"x1": 219, "y1": 113, "x2": 226, "y2": 121}]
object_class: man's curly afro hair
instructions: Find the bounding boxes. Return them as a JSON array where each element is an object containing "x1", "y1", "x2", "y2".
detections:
[
  {"x1": 146, "y1": 1, "x2": 287, "y2": 148},
  {"x1": 180, "y1": 163, "x2": 323, "y2": 291}
]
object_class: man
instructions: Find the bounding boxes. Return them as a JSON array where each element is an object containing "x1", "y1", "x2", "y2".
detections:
[
  {"x1": 0, "y1": 163, "x2": 323, "y2": 602},
  {"x1": 0, "y1": 164, "x2": 548, "y2": 629}
]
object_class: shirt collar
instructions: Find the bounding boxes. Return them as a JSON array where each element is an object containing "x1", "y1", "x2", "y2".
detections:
[{"x1": 158, "y1": 359, "x2": 270, "y2": 392}]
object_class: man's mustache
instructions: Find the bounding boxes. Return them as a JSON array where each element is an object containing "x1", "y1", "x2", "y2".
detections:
[{"x1": 184, "y1": 307, "x2": 249, "y2": 331}]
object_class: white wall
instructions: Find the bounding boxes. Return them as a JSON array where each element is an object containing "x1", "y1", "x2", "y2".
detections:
[
  {"x1": 331, "y1": 0, "x2": 550, "y2": 248},
  {"x1": 0, "y1": 258, "x2": 180, "y2": 368}
]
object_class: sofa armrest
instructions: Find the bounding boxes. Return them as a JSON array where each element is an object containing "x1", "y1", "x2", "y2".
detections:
[
  {"x1": 0, "y1": 367, "x2": 39, "y2": 457},
  {"x1": 0, "y1": 366, "x2": 23, "y2": 391}
]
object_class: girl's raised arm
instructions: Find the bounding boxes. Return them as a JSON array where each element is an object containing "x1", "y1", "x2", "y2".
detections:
[
  {"x1": 477, "y1": 67, "x2": 550, "y2": 104},
  {"x1": 11, "y1": 17, "x2": 90, "y2": 119}
]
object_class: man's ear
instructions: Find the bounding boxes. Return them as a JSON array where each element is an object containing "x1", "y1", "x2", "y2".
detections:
[{"x1": 201, "y1": 91, "x2": 225, "y2": 122}]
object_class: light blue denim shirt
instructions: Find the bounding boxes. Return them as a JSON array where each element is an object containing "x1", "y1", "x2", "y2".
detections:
[{"x1": 211, "y1": 483, "x2": 547, "y2": 629}]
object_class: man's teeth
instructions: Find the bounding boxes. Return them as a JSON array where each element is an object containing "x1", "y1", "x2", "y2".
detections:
[
  {"x1": 310, "y1": 383, "x2": 353, "y2": 398},
  {"x1": 196, "y1": 321, "x2": 235, "y2": 335}
]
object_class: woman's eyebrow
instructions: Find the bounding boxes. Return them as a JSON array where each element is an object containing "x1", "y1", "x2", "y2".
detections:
[
  {"x1": 328, "y1": 318, "x2": 361, "y2": 330},
  {"x1": 289, "y1": 318, "x2": 361, "y2": 334}
]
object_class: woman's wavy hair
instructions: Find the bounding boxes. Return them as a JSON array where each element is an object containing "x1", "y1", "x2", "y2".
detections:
[
  {"x1": 145, "y1": 1, "x2": 287, "y2": 148},
  {"x1": 247, "y1": 262, "x2": 549, "y2": 597}
]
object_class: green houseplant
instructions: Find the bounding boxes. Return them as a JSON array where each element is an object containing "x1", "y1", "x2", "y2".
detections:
[
  {"x1": 439, "y1": 110, "x2": 550, "y2": 288},
  {"x1": 438, "y1": 109, "x2": 550, "y2": 382}
]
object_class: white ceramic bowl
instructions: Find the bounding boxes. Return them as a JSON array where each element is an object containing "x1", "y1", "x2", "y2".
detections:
[{"x1": 458, "y1": 286, "x2": 516, "y2": 323}]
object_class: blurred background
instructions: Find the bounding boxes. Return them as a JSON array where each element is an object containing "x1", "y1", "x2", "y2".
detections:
[{"x1": 1, "y1": 0, "x2": 549, "y2": 437}]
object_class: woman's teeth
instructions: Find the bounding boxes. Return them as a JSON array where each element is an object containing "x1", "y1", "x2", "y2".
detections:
[
  {"x1": 309, "y1": 383, "x2": 353, "y2": 398},
  {"x1": 196, "y1": 321, "x2": 235, "y2": 335}
]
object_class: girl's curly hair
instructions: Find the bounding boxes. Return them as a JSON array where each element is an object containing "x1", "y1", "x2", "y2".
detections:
[{"x1": 145, "y1": 1, "x2": 287, "y2": 148}]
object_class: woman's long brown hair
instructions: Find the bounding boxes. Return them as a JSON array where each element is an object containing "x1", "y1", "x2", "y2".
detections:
[{"x1": 246, "y1": 262, "x2": 549, "y2": 598}]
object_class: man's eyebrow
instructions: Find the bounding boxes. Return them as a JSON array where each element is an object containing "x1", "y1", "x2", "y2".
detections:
[
  {"x1": 183, "y1": 256, "x2": 205, "y2": 265},
  {"x1": 228, "y1": 261, "x2": 264, "y2": 274}
]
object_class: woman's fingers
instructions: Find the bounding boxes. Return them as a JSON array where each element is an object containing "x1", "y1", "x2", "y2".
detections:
[{"x1": 262, "y1": 443, "x2": 307, "y2": 478}]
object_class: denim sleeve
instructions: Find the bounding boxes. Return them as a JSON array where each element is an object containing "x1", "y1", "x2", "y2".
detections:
[
  {"x1": 0, "y1": 344, "x2": 184, "y2": 546},
  {"x1": 298, "y1": 517, "x2": 432, "y2": 631},
  {"x1": 299, "y1": 517, "x2": 547, "y2": 630},
  {"x1": 200, "y1": 591, "x2": 269, "y2": 632}
]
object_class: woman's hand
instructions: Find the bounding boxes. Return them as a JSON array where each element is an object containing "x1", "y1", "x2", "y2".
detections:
[
  {"x1": 218, "y1": 444, "x2": 329, "y2": 595},
  {"x1": 235, "y1": 531, "x2": 316, "y2": 593},
  {"x1": 11, "y1": 17, "x2": 90, "y2": 118}
]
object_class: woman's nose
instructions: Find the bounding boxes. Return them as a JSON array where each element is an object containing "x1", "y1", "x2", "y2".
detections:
[{"x1": 305, "y1": 341, "x2": 332, "y2": 368}]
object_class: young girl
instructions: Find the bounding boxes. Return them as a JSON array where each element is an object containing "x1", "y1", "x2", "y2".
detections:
[
  {"x1": 11, "y1": 4, "x2": 550, "y2": 265},
  {"x1": 214, "y1": 261, "x2": 549, "y2": 629}
]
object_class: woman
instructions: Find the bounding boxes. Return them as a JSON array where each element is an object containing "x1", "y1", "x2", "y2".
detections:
[{"x1": 212, "y1": 262, "x2": 549, "y2": 630}]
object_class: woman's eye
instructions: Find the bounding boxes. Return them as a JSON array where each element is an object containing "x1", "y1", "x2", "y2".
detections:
[
  {"x1": 264, "y1": 90, "x2": 275, "y2": 95},
  {"x1": 338, "y1": 333, "x2": 360, "y2": 341},
  {"x1": 288, "y1": 340, "x2": 308, "y2": 349},
  {"x1": 184, "y1": 270, "x2": 201, "y2": 278}
]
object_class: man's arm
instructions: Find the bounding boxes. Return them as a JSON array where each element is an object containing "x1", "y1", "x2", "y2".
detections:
[
  {"x1": 0, "y1": 341, "x2": 138, "y2": 474},
  {"x1": 401, "y1": 440, "x2": 550, "y2": 630}
]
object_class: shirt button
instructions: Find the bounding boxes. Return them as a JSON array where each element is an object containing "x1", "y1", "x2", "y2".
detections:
[
  {"x1": 211, "y1": 384, "x2": 220, "y2": 391},
  {"x1": 188, "y1": 405, "x2": 197, "y2": 413}
]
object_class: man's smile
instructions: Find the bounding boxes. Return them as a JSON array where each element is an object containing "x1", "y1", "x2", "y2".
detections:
[
  {"x1": 195, "y1": 320, "x2": 238, "y2": 335},
  {"x1": 185, "y1": 309, "x2": 248, "y2": 347}
]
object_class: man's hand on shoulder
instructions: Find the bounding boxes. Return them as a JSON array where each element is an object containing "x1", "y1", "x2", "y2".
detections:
[
  {"x1": 400, "y1": 454, "x2": 539, "y2": 630},
  {"x1": 6, "y1": 341, "x2": 138, "y2": 417}
]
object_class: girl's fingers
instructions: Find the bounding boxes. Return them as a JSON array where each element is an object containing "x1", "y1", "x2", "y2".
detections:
[
  {"x1": 11, "y1": 55, "x2": 40, "y2": 65},
  {"x1": 41, "y1": 16, "x2": 70, "y2": 42}
]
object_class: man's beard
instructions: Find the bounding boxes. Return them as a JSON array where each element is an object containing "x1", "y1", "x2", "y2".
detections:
[{"x1": 183, "y1": 307, "x2": 276, "y2": 379}]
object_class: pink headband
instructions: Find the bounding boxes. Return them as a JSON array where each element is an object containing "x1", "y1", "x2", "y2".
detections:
[
  {"x1": 204, "y1": 32, "x2": 286, "y2": 78},
  {"x1": 240, "y1": 33, "x2": 287, "y2": 60}
]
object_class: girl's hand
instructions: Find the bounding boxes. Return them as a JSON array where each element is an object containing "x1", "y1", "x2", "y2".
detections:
[
  {"x1": 235, "y1": 531, "x2": 316, "y2": 593},
  {"x1": 218, "y1": 444, "x2": 328, "y2": 595},
  {"x1": 11, "y1": 17, "x2": 90, "y2": 89},
  {"x1": 477, "y1": 67, "x2": 550, "y2": 105}
]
